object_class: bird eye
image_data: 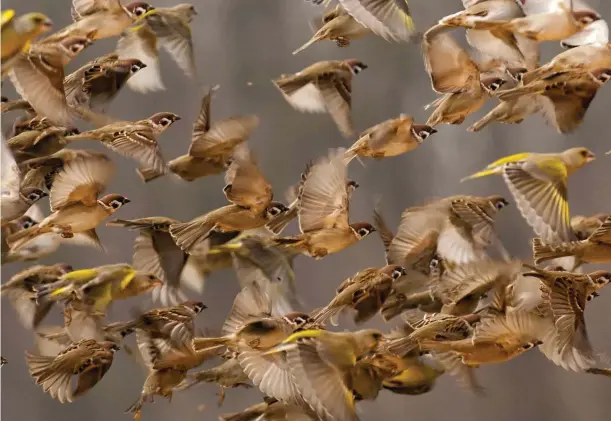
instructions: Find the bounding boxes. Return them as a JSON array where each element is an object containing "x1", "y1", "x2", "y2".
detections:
[
  {"x1": 28, "y1": 193, "x2": 40, "y2": 201},
  {"x1": 521, "y1": 343, "x2": 534, "y2": 350},
  {"x1": 372, "y1": 332, "x2": 383, "y2": 341},
  {"x1": 110, "y1": 200, "x2": 121, "y2": 209},
  {"x1": 71, "y1": 44, "x2": 83, "y2": 53},
  {"x1": 392, "y1": 269, "x2": 404, "y2": 280},
  {"x1": 418, "y1": 130, "x2": 430, "y2": 140},
  {"x1": 358, "y1": 228, "x2": 370, "y2": 237},
  {"x1": 268, "y1": 206, "x2": 282, "y2": 216},
  {"x1": 23, "y1": 221, "x2": 34, "y2": 229},
  {"x1": 160, "y1": 118, "x2": 170, "y2": 126},
  {"x1": 495, "y1": 200, "x2": 507, "y2": 210},
  {"x1": 429, "y1": 258, "x2": 439, "y2": 269},
  {"x1": 134, "y1": 6, "x2": 148, "y2": 16},
  {"x1": 131, "y1": 64, "x2": 142, "y2": 73}
]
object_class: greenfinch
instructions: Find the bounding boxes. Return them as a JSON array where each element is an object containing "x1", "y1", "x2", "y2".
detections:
[
  {"x1": 463, "y1": 147, "x2": 596, "y2": 245},
  {"x1": 1, "y1": 10, "x2": 52, "y2": 72},
  {"x1": 34, "y1": 263, "x2": 162, "y2": 311}
]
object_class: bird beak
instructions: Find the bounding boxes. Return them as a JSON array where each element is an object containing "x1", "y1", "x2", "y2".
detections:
[
  {"x1": 123, "y1": 198, "x2": 132, "y2": 204},
  {"x1": 174, "y1": 116, "x2": 182, "y2": 121},
  {"x1": 586, "y1": 152, "x2": 596, "y2": 162},
  {"x1": 430, "y1": 128, "x2": 438, "y2": 134},
  {"x1": 42, "y1": 18, "x2": 53, "y2": 29}
]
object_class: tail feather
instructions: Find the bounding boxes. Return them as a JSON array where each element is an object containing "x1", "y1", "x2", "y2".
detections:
[
  {"x1": 468, "y1": 111, "x2": 497, "y2": 133},
  {"x1": 497, "y1": 85, "x2": 542, "y2": 102},
  {"x1": 292, "y1": 34, "x2": 324, "y2": 55},
  {"x1": 25, "y1": 351, "x2": 54, "y2": 376},
  {"x1": 460, "y1": 167, "x2": 502, "y2": 182},
  {"x1": 6, "y1": 225, "x2": 49, "y2": 251},
  {"x1": 532, "y1": 238, "x2": 572, "y2": 264},
  {"x1": 313, "y1": 305, "x2": 343, "y2": 326}
]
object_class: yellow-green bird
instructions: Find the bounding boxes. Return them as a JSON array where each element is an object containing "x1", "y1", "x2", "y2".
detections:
[
  {"x1": 1, "y1": 10, "x2": 52, "y2": 71},
  {"x1": 34, "y1": 263, "x2": 162, "y2": 311},
  {"x1": 463, "y1": 147, "x2": 596, "y2": 245}
]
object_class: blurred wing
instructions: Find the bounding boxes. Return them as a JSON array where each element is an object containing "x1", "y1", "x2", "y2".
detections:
[
  {"x1": 189, "y1": 116, "x2": 259, "y2": 158},
  {"x1": 9, "y1": 56, "x2": 73, "y2": 127},
  {"x1": 423, "y1": 24, "x2": 480, "y2": 94},
  {"x1": 224, "y1": 145, "x2": 273, "y2": 211},
  {"x1": 318, "y1": 74, "x2": 353, "y2": 137},
  {"x1": 238, "y1": 350, "x2": 303, "y2": 404},
  {"x1": 298, "y1": 148, "x2": 350, "y2": 232},
  {"x1": 117, "y1": 25, "x2": 165, "y2": 93},
  {"x1": 287, "y1": 341, "x2": 358, "y2": 421},
  {"x1": 503, "y1": 162, "x2": 572, "y2": 244},
  {"x1": 49, "y1": 152, "x2": 115, "y2": 211},
  {"x1": 222, "y1": 282, "x2": 272, "y2": 336},
  {"x1": 106, "y1": 127, "x2": 166, "y2": 173},
  {"x1": 148, "y1": 13, "x2": 196, "y2": 79},
  {"x1": 338, "y1": 0, "x2": 416, "y2": 41}
]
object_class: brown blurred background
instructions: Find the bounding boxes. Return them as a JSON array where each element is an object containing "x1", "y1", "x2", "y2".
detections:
[{"x1": 1, "y1": 1, "x2": 610, "y2": 420}]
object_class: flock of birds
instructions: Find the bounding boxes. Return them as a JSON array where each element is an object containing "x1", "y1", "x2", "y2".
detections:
[{"x1": 1, "y1": 0, "x2": 611, "y2": 420}]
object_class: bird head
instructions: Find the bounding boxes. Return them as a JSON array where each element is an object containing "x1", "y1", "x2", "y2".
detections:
[
  {"x1": 588, "y1": 271, "x2": 611, "y2": 289},
  {"x1": 14, "y1": 215, "x2": 38, "y2": 230},
  {"x1": 100, "y1": 194, "x2": 131, "y2": 212},
  {"x1": 346, "y1": 180, "x2": 359, "y2": 192},
  {"x1": 148, "y1": 112, "x2": 181, "y2": 131},
  {"x1": 411, "y1": 124, "x2": 437, "y2": 142},
  {"x1": 265, "y1": 202, "x2": 289, "y2": 219},
  {"x1": 589, "y1": 68, "x2": 611, "y2": 84},
  {"x1": 183, "y1": 300, "x2": 207, "y2": 314},
  {"x1": 125, "y1": 2, "x2": 155, "y2": 18},
  {"x1": 18, "y1": 13, "x2": 53, "y2": 34},
  {"x1": 343, "y1": 59, "x2": 368, "y2": 75},
  {"x1": 59, "y1": 36, "x2": 93, "y2": 60},
  {"x1": 487, "y1": 195, "x2": 510, "y2": 211},
  {"x1": 481, "y1": 76, "x2": 506, "y2": 93},
  {"x1": 562, "y1": 147, "x2": 596, "y2": 169},
  {"x1": 355, "y1": 329, "x2": 384, "y2": 353},
  {"x1": 20, "y1": 187, "x2": 47, "y2": 204},
  {"x1": 572, "y1": 10, "x2": 600, "y2": 27},
  {"x1": 351, "y1": 222, "x2": 376, "y2": 239},
  {"x1": 380, "y1": 265, "x2": 408, "y2": 281}
]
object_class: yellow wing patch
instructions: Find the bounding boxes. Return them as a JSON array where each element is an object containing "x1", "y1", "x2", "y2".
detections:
[
  {"x1": 536, "y1": 157, "x2": 568, "y2": 180},
  {"x1": 1, "y1": 10, "x2": 15, "y2": 27},
  {"x1": 50, "y1": 286, "x2": 71, "y2": 297},
  {"x1": 282, "y1": 329, "x2": 323, "y2": 344},
  {"x1": 120, "y1": 270, "x2": 137, "y2": 290},
  {"x1": 62, "y1": 268, "x2": 99, "y2": 283},
  {"x1": 486, "y1": 152, "x2": 531, "y2": 168}
]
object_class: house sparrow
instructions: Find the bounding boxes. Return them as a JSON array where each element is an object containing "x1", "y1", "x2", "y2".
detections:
[
  {"x1": 1, "y1": 153, "x2": 47, "y2": 224},
  {"x1": 107, "y1": 217, "x2": 190, "y2": 306},
  {"x1": 1, "y1": 10, "x2": 52, "y2": 74},
  {"x1": 418, "y1": 311, "x2": 546, "y2": 366},
  {"x1": 293, "y1": 8, "x2": 370, "y2": 54},
  {"x1": 271, "y1": 148, "x2": 375, "y2": 258},
  {"x1": 313, "y1": 265, "x2": 403, "y2": 325},
  {"x1": 63, "y1": 112, "x2": 179, "y2": 174},
  {"x1": 524, "y1": 265, "x2": 611, "y2": 371},
  {"x1": 478, "y1": 1, "x2": 600, "y2": 42},
  {"x1": 274, "y1": 59, "x2": 367, "y2": 137},
  {"x1": 463, "y1": 146, "x2": 596, "y2": 244},
  {"x1": 177, "y1": 357, "x2": 252, "y2": 406},
  {"x1": 34, "y1": 263, "x2": 162, "y2": 311},
  {"x1": 6, "y1": 152, "x2": 130, "y2": 251},
  {"x1": 0, "y1": 263, "x2": 72, "y2": 329},
  {"x1": 266, "y1": 163, "x2": 358, "y2": 235},
  {"x1": 170, "y1": 148, "x2": 288, "y2": 253},
  {"x1": 54, "y1": 1, "x2": 153, "y2": 41},
  {"x1": 532, "y1": 216, "x2": 611, "y2": 265},
  {"x1": 344, "y1": 114, "x2": 436, "y2": 162},
  {"x1": 117, "y1": 3, "x2": 198, "y2": 93},
  {"x1": 123, "y1": 300, "x2": 213, "y2": 420},
  {"x1": 25, "y1": 339, "x2": 120, "y2": 403},
  {"x1": 64, "y1": 53, "x2": 147, "y2": 112},
  {"x1": 168, "y1": 85, "x2": 259, "y2": 182},
  {"x1": 496, "y1": 68, "x2": 611, "y2": 133},
  {"x1": 7, "y1": 118, "x2": 78, "y2": 163},
  {"x1": 1, "y1": 214, "x2": 37, "y2": 262},
  {"x1": 522, "y1": 42, "x2": 611, "y2": 86},
  {"x1": 423, "y1": 24, "x2": 506, "y2": 127},
  {"x1": 8, "y1": 35, "x2": 94, "y2": 127},
  {"x1": 432, "y1": 259, "x2": 522, "y2": 316},
  {"x1": 220, "y1": 397, "x2": 318, "y2": 421},
  {"x1": 439, "y1": 0, "x2": 530, "y2": 67}
]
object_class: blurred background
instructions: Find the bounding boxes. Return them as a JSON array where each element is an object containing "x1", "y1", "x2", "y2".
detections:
[{"x1": 1, "y1": 1, "x2": 610, "y2": 420}]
